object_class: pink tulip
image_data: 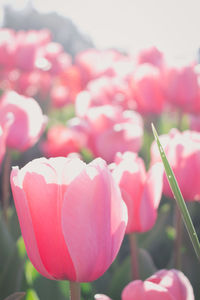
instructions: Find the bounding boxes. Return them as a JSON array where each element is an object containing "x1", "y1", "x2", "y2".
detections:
[
  {"x1": 130, "y1": 63, "x2": 165, "y2": 115},
  {"x1": 151, "y1": 128, "x2": 200, "y2": 201},
  {"x1": 42, "y1": 42, "x2": 71, "y2": 75},
  {"x1": 0, "y1": 91, "x2": 47, "y2": 151},
  {"x1": 163, "y1": 63, "x2": 199, "y2": 113},
  {"x1": 0, "y1": 125, "x2": 6, "y2": 167},
  {"x1": 10, "y1": 157, "x2": 127, "y2": 282},
  {"x1": 76, "y1": 76, "x2": 133, "y2": 111},
  {"x1": 122, "y1": 269, "x2": 194, "y2": 300},
  {"x1": 189, "y1": 114, "x2": 200, "y2": 132},
  {"x1": 75, "y1": 49, "x2": 124, "y2": 86},
  {"x1": 41, "y1": 124, "x2": 86, "y2": 157},
  {"x1": 112, "y1": 152, "x2": 163, "y2": 233},
  {"x1": 0, "y1": 29, "x2": 16, "y2": 69},
  {"x1": 76, "y1": 105, "x2": 143, "y2": 163},
  {"x1": 50, "y1": 85, "x2": 71, "y2": 108},
  {"x1": 0, "y1": 113, "x2": 14, "y2": 166},
  {"x1": 137, "y1": 46, "x2": 164, "y2": 68}
]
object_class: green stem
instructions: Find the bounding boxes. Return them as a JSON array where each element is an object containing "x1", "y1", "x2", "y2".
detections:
[
  {"x1": 174, "y1": 205, "x2": 182, "y2": 269},
  {"x1": 69, "y1": 281, "x2": 80, "y2": 300},
  {"x1": 129, "y1": 233, "x2": 140, "y2": 280},
  {"x1": 152, "y1": 124, "x2": 200, "y2": 262}
]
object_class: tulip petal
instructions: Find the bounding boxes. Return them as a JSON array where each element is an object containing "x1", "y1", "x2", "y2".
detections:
[
  {"x1": 20, "y1": 158, "x2": 86, "y2": 280},
  {"x1": 122, "y1": 280, "x2": 174, "y2": 300},
  {"x1": 148, "y1": 269, "x2": 194, "y2": 300},
  {"x1": 139, "y1": 162, "x2": 163, "y2": 232},
  {"x1": 62, "y1": 158, "x2": 127, "y2": 282},
  {"x1": 10, "y1": 167, "x2": 53, "y2": 279}
]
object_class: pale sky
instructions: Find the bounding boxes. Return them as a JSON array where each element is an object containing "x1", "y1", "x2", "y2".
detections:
[{"x1": 0, "y1": 0, "x2": 200, "y2": 60}]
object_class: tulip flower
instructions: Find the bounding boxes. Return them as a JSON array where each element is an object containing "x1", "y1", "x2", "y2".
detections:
[
  {"x1": 137, "y1": 46, "x2": 164, "y2": 68},
  {"x1": 129, "y1": 63, "x2": 165, "y2": 115},
  {"x1": 41, "y1": 124, "x2": 87, "y2": 157},
  {"x1": 0, "y1": 91, "x2": 47, "y2": 151},
  {"x1": 0, "y1": 125, "x2": 6, "y2": 167},
  {"x1": 151, "y1": 128, "x2": 200, "y2": 201},
  {"x1": 75, "y1": 49, "x2": 124, "y2": 86},
  {"x1": 163, "y1": 62, "x2": 199, "y2": 113},
  {"x1": 76, "y1": 76, "x2": 133, "y2": 111},
  {"x1": 75, "y1": 105, "x2": 143, "y2": 163},
  {"x1": 10, "y1": 157, "x2": 127, "y2": 282},
  {"x1": 112, "y1": 152, "x2": 163, "y2": 233},
  {"x1": 122, "y1": 269, "x2": 194, "y2": 300}
]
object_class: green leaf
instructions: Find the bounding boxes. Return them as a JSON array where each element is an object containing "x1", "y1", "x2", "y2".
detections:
[
  {"x1": 3, "y1": 292, "x2": 25, "y2": 300},
  {"x1": 152, "y1": 123, "x2": 200, "y2": 262}
]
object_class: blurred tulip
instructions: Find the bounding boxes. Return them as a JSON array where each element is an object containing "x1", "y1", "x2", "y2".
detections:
[
  {"x1": 163, "y1": 62, "x2": 199, "y2": 113},
  {"x1": 50, "y1": 85, "x2": 70, "y2": 108},
  {"x1": 0, "y1": 91, "x2": 47, "y2": 151},
  {"x1": 11, "y1": 157, "x2": 127, "y2": 282},
  {"x1": 41, "y1": 124, "x2": 86, "y2": 157},
  {"x1": 0, "y1": 29, "x2": 16, "y2": 69},
  {"x1": 151, "y1": 128, "x2": 200, "y2": 201},
  {"x1": 122, "y1": 269, "x2": 194, "y2": 300},
  {"x1": 0, "y1": 113, "x2": 14, "y2": 167},
  {"x1": 76, "y1": 105, "x2": 143, "y2": 163},
  {"x1": 189, "y1": 114, "x2": 200, "y2": 132},
  {"x1": 137, "y1": 46, "x2": 164, "y2": 68},
  {"x1": 42, "y1": 42, "x2": 72, "y2": 75},
  {"x1": 75, "y1": 48, "x2": 124, "y2": 86},
  {"x1": 76, "y1": 76, "x2": 133, "y2": 111},
  {"x1": 130, "y1": 63, "x2": 165, "y2": 115},
  {"x1": 112, "y1": 152, "x2": 163, "y2": 233},
  {"x1": 0, "y1": 125, "x2": 6, "y2": 167}
]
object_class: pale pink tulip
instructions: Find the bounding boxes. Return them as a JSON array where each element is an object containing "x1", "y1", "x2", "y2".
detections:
[
  {"x1": 10, "y1": 157, "x2": 127, "y2": 282},
  {"x1": 112, "y1": 152, "x2": 163, "y2": 233},
  {"x1": 122, "y1": 269, "x2": 194, "y2": 300},
  {"x1": 151, "y1": 128, "x2": 200, "y2": 201},
  {"x1": 0, "y1": 91, "x2": 47, "y2": 151}
]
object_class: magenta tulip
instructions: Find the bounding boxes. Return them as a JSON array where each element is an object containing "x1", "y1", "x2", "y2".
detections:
[
  {"x1": 122, "y1": 269, "x2": 194, "y2": 300},
  {"x1": 0, "y1": 91, "x2": 47, "y2": 151},
  {"x1": 151, "y1": 128, "x2": 200, "y2": 201},
  {"x1": 10, "y1": 157, "x2": 127, "y2": 282},
  {"x1": 112, "y1": 152, "x2": 163, "y2": 233}
]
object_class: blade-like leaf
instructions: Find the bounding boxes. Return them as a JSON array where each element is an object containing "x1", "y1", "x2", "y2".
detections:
[
  {"x1": 152, "y1": 123, "x2": 200, "y2": 262},
  {"x1": 3, "y1": 292, "x2": 25, "y2": 300}
]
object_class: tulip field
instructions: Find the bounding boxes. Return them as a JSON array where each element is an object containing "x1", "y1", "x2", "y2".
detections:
[{"x1": 1, "y1": 28, "x2": 200, "y2": 300}]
